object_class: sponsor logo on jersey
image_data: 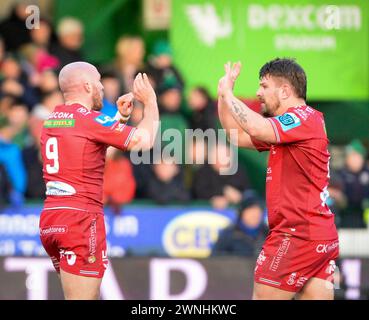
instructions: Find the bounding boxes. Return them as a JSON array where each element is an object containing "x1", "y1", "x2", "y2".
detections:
[
  {"x1": 88, "y1": 255, "x2": 96, "y2": 264},
  {"x1": 325, "y1": 260, "x2": 336, "y2": 275},
  {"x1": 60, "y1": 249, "x2": 76, "y2": 266},
  {"x1": 295, "y1": 276, "x2": 308, "y2": 287},
  {"x1": 270, "y1": 236, "x2": 291, "y2": 272},
  {"x1": 94, "y1": 114, "x2": 116, "y2": 127},
  {"x1": 89, "y1": 219, "x2": 97, "y2": 258},
  {"x1": 294, "y1": 106, "x2": 314, "y2": 120},
  {"x1": 294, "y1": 108, "x2": 309, "y2": 120},
  {"x1": 316, "y1": 241, "x2": 339, "y2": 254},
  {"x1": 40, "y1": 225, "x2": 68, "y2": 236},
  {"x1": 287, "y1": 272, "x2": 297, "y2": 285},
  {"x1": 49, "y1": 111, "x2": 74, "y2": 119},
  {"x1": 77, "y1": 107, "x2": 91, "y2": 115},
  {"x1": 275, "y1": 112, "x2": 301, "y2": 132},
  {"x1": 257, "y1": 250, "x2": 266, "y2": 266},
  {"x1": 44, "y1": 119, "x2": 75, "y2": 128},
  {"x1": 46, "y1": 181, "x2": 76, "y2": 196},
  {"x1": 305, "y1": 106, "x2": 315, "y2": 114}
]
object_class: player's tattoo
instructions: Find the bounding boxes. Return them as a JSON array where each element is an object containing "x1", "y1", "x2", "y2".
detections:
[{"x1": 231, "y1": 100, "x2": 248, "y2": 125}]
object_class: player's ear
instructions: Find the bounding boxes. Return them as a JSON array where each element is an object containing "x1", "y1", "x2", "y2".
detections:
[
  {"x1": 280, "y1": 84, "x2": 291, "y2": 100},
  {"x1": 84, "y1": 82, "x2": 92, "y2": 93}
]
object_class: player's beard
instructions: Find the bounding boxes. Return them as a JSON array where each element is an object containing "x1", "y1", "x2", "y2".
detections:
[
  {"x1": 91, "y1": 86, "x2": 103, "y2": 111},
  {"x1": 261, "y1": 103, "x2": 272, "y2": 117},
  {"x1": 260, "y1": 99, "x2": 280, "y2": 117}
]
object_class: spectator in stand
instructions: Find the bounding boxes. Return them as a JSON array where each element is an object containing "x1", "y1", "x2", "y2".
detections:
[
  {"x1": 184, "y1": 137, "x2": 208, "y2": 191},
  {"x1": 4, "y1": 102, "x2": 29, "y2": 149},
  {"x1": 0, "y1": 95, "x2": 14, "y2": 118},
  {"x1": 131, "y1": 157, "x2": 152, "y2": 200},
  {"x1": 103, "y1": 147, "x2": 136, "y2": 215},
  {"x1": 145, "y1": 40, "x2": 184, "y2": 92},
  {"x1": 157, "y1": 82, "x2": 188, "y2": 160},
  {"x1": 158, "y1": 82, "x2": 183, "y2": 114},
  {"x1": 187, "y1": 86, "x2": 217, "y2": 131},
  {"x1": 18, "y1": 43, "x2": 59, "y2": 88},
  {"x1": 0, "y1": 2, "x2": 31, "y2": 52},
  {"x1": 128, "y1": 101, "x2": 153, "y2": 199},
  {"x1": 22, "y1": 143, "x2": 45, "y2": 200},
  {"x1": 1, "y1": 54, "x2": 22, "y2": 81},
  {"x1": 50, "y1": 17, "x2": 84, "y2": 68},
  {"x1": 0, "y1": 36, "x2": 5, "y2": 65},
  {"x1": 0, "y1": 54, "x2": 39, "y2": 110},
  {"x1": 114, "y1": 36, "x2": 145, "y2": 92},
  {"x1": 147, "y1": 155, "x2": 190, "y2": 204},
  {"x1": 100, "y1": 70, "x2": 122, "y2": 118},
  {"x1": 338, "y1": 139, "x2": 369, "y2": 228},
  {"x1": 212, "y1": 189, "x2": 268, "y2": 257},
  {"x1": 0, "y1": 164, "x2": 9, "y2": 208},
  {"x1": 30, "y1": 18, "x2": 55, "y2": 51},
  {"x1": 0, "y1": 101, "x2": 29, "y2": 207},
  {"x1": 326, "y1": 172, "x2": 346, "y2": 228},
  {"x1": 34, "y1": 69, "x2": 59, "y2": 101},
  {"x1": 29, "y1": 89, "x2": 63, "y2": 145},
  {"x1": 29, "y1": 17, "x2": 60, "y2": 72},
  {"x1": 192, "y1": 142, "x2": 249, "y2": 209}
]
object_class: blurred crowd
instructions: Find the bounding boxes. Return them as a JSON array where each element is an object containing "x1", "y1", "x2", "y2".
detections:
[
  {"x1": 0, "y1": 3, "x2": 250, "y2": 213},
  {"x1": 0, "y1": 2, "x2": 368, "y2": 250}
]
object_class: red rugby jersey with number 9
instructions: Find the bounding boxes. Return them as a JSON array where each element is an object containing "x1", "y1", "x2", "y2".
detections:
[{"x1": 40, "y1": 103, "x2": 136, "y2": 212}]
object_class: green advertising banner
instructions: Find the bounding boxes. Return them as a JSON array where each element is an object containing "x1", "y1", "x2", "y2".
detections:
[{"x1": 171, "y1": 0, "x2": 369, "y2": 100}]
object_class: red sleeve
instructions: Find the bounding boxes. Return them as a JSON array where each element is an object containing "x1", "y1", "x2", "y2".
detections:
[
  {"x1": 268, "y1": 110, "x2": 316, "y2": 144},
  {"x1": 87, "y1": 113, "x2": 136, "y2": 150},
  {"x1": 251, "y1": 136, "x2": 271, "y2": 152}
]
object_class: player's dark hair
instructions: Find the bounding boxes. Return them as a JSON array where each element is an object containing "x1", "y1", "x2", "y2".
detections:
[{"x1": 259, "y1": 58, "x2": 307, "y2": 100}]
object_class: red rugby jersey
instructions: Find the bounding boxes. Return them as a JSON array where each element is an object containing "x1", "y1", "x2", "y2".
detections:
[
  {"x1": 40, "y1": 103, "x2": 136, "y2": 212},
  {"x1": 252, "y1": 105, "x2": 338, "y2": 240}
]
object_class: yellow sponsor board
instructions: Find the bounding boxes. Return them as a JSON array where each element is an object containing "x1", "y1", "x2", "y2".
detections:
[{"x1": 162, "y1": 211, "x2": 232, "y2": 258}]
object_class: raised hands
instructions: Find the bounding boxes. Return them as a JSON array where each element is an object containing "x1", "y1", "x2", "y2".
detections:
[
  {"x1": 124, "y1": 72, "x2": 159, "y2": 151},
  {"x1": 218, "y1": 61, "x2": 242, "y2": 97},
  {"x1": 116, "y1": 73, "x2": 157, "y2": 122},
  {"x1": 133, "y1": 73, "x2": 156, "y2": 105}
]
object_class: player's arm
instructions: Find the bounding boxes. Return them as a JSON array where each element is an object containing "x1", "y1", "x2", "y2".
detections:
[
  {"x1": 126, "y1": 73, "x2": 159, "y2": 151},
  {"x1": 218, "y1": 62, "x2": 277, "y2": 144},
  {"x1": 217, "y1": 95, "x2": 256, "y2": 149},
  {"x1": 225, "y1": 93, "x2": 276, "y2": 143}
]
